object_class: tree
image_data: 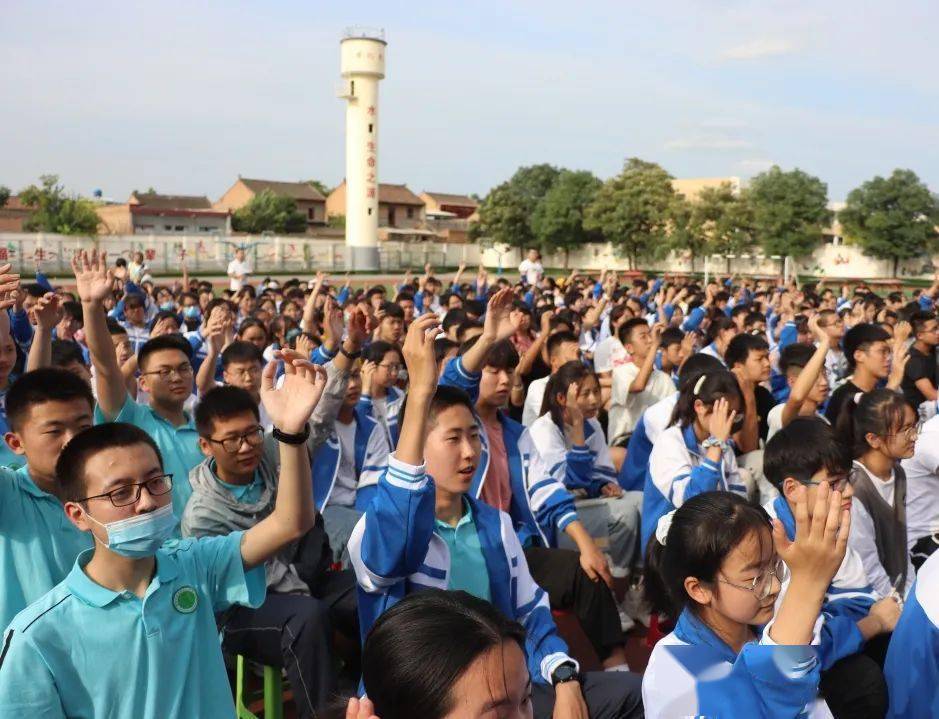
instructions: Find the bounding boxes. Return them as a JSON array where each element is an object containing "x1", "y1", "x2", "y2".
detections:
[
  {"x1": 584, "y1": 158, "x2": 677, "y2": 269},
  {"x1": 747, "y1": 166, "x2": 831, "y2": 259},
  {"x1": 305, "y1": 179, "x2": 331, "y2": 197},
  {"x1": 477, "y1": 164, "x2": 560, "y2": 250},
  {"x1": 232, "y1": 189, "x2": 308, "y2": 234},
  {"x1": 839, "y1": 169, "x2": 939, "y2": 278},
  {"x1": 19, "y1": 175, "x2": 100, "y2": 235},
  {"x1": 0, "y1": 186, "x2": 9, "y2": 209},
  {"x1": 531, "y1": 169, "x2": 602, "y2": 268},
  {"x1": 667, "y1": 195, "x2": 707, "y2": 272}
]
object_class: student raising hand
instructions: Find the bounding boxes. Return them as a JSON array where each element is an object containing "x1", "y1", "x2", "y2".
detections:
[
  {"x1": 769, "y1": 481, "x2": 850, "y2": 645},
  {"x1": 396, "y1": 313, "x2": 442, "y2": 466},
  {"x1": 345, "y1": 697, "x2": 380, "y2": 719},
  {"x1": 0, "y1": 263, "x2": 21, "y2": 310},
  {"x1": 261, "y1": 349, "x2": 328, "y2": 434}
]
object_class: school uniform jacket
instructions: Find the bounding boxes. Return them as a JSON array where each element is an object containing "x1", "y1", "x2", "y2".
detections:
[
  {"x1": 884, "y1": 550, "x2": 939, "y2": 719},
  {"x1": 527, "y1": 413, "x2": 618, "y2": 498},
  {"x1": 439, "y1": 357, "x2": 579, "y2": 549},
  {"x1": 643, "y1": 423, "x2": 744, "y2": 553},
  {"x1": 643, "y1": 608, "x2": 828, "y2": 719},
  {"x1": 347, "y1": 454, "x2": 576, "y2": 685},
  {"x1": 355, "y1": 386, "x2": 404, "y2": 450}
]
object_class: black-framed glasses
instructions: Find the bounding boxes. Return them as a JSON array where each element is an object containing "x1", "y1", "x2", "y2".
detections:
[
  {"x1": 800, "y1": 474, "x2": 850, "y2": 493},
  {"x1": 718, "y1": 558, "x2": 787, "y2": 601},
  {"x1": 81, "y1": 474, "x2": 174, "y2": 507},
  {"x1": 206, "y1": 426, "x2": 265, "y2": 453},
  {"x1": 141, "y1": 362, "x2": 193, "y2": 380}
]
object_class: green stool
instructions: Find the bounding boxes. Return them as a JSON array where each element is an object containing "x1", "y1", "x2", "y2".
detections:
[{"x1": 235, "y1": 654, "x2": 284, "y2": 719}]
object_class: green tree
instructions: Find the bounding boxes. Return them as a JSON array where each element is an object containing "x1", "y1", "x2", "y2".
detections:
[
  {"x1": 667, "y1": 195, "x2": 706, "y2": 272},
  {"x1": 305, "y1": 179, "x2": 331, "y2": 197},
  {"x1": 839, "y1": 169, "x2": 939, "y2": 278},
  {"x1": 232, "y1": 189, "x2": 308, "y2": 234},
  {"x1": 747, "y1": 166, "x2": 831, "y2": 259},
  {"x1": 0, "y1": 186, "x2": 9, "y2": 209},
  {"x1": 694, "y1": 183, "x2": 755, "y2": 272},
  {"x1": 584, "y1": 158, "x2": 677, "y2": 269},
  {"x1": 477, "y1": 164, "x2": 560, "y2": 250},
  {"x1": 531, "y1": 169, "x2": 602, "y2": 268},
  {"x1": 327, "y1": 214, "x2": 346, "y2": 229},
  {"x1": 19, "y1": 175, "x2": 100, "y2": 235}
]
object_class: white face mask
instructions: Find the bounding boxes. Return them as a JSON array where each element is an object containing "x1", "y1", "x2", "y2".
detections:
[{"x1": 85, "y1": 504, "x2": 177, "y2": 558}]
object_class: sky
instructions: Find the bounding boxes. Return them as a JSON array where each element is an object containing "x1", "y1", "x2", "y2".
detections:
[{"x1": 2, "y1": 1, "x2": 937, "y2": 203}]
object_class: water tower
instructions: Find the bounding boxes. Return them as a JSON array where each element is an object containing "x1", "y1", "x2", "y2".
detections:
[{"x1": 338, "y1": 27, "x2": 386, "y2": 271}]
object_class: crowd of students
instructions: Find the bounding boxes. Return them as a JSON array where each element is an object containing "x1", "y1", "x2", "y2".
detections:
[{"x1": 0, "y1": 246, "x2": 938, "y2": 718}]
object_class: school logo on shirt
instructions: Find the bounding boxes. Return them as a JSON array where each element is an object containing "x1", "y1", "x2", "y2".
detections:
[{"x1": 173, "y1": 586, "x2": 199, "y2": 614}]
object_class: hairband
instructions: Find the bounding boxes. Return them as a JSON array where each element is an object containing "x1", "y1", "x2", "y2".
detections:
[
  {"x1": 693, "y1": 374, "x2": 707, "y2": 396},
  {"x1": 656, "y1": 511, "x2": 676, "y2": 546}
]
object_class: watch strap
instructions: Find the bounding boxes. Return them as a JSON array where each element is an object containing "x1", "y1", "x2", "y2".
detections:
[{"x1": 272, "y1": 424, "x2": 311, "y2": 445}]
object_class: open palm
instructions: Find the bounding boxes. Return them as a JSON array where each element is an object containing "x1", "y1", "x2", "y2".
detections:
[
  {"x1": 260, "y1": 349, "x2": 327, "y2": 434},
  {"x1": 72, "y1": 250, "x2": 114, "y2": 303}
]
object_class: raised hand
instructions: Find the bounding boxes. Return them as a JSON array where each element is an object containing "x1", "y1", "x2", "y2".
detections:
[
  {"x1": 322, "y1": 297, "x2": 345, "y2": 347},
  {"x1": 72, "y1": 250, "x2": 114, "y2": 304},
  {"x1": 0, "y1": 264, "x2": 20, "y2": 311},
  {"x1": 772, "y1": 481, "x2": 849, "y2": 590},
  {"x1": 295, "y1": 332, "x2": 315, "y2": 359},
  {"x1": 808, "y1": 314, "x2": 829, "y2": 345},
  {"x1": 260, "y1": 349, "x2": 328, "y2": 434},
  {"x1": 30, "y1": 292, "x2": 61, "y2": 330},
  {"x1": 482, "y1": 287, "x2": 519, "y2": 343},
  {"x1": 402, "y1": 313, "x2": 442, "y2": 398},
  {"x1": 565, "y1": 381, "x2": 584, "y2": 426},
  {"x1": 345, "y1": 697, "x2": 380, "y2": 719},
  {"x1": 347, "y1": 306, "x2": 370, "y2": 347},
  {"x1": 894, "y1": 320, "x2": 912, "y2": 345},
  {"x1": 887, "y1": 341, "x2": 909, "y2": 390},
  {"x1": 707, "y1": 397, "x2": 736, "y2": 442},
  {"x1": 361, "y1": 360, "x2": 376, "y2": 395}
]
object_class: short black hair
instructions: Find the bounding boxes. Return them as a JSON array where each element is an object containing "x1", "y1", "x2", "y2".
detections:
[
  {"x1": 6, "y1": 368, "x2": 94, "y2": 432},
  {"x1": 123, "y1": 293, "x2": 146, "y2": 309},
  {"x1": 485, "y1": 339, "x2": 519, "y2": 372},
  {"x1": 546, "y1": 330, "x2": 579, "y2": 359},
  {"x1": 138, "y1": 334, "x2": 192, "y2": 371},
  {"x1": 364, "y1": 340, "x2": 400, "y2": 365},
  {"x1": 910, "y1": 310, "x2": 937, "y2": 336},
  {"x1": 763, "y1": 416, "x2": 850, "y2": 491},
  {"x1": 221, "y1": 340, "x2": 263, "y2": 370},
  {"x1": 195, "y1": 385, "x2": 260, "y2": 437},
  {"x1": 456, "y1": 319, "x2": 483, "y2": 341},
  {"x1": 442, "y1": 309, "x2": 468, "y2": 334},
  {"x1": 724, "y1": 333, "x2": 769, "y2": 369},
  {"x1": 778, "y1": 342, "x2": 816, "y2": 376},
  {"x1": 366, "y1": 286, "x2": 386, "y2": 299},
  {"x1": 400, "y1": 384, "x2": 476, "y2": 429},
  {"x1": 842, "y1": 323, "x2": 891, "y2": 370},
  {"x1": 660, "y1": 326, "x2": 684, "y2": 348},
  {"x1": 61, "y1": 301, "x2": 83, "y2": 323},
  {"x1": 434, "y1": 337, "x2": 459, "y2": 365},
  {"x1": 149, "y1": 310, "x2": 180, "y2": 332},
  {"x1": 618, "y1": 317, "x2": 649, "y2": 345},
  {"x1": 23, "y1": 283, "x2": 47, "y2": 299},
  {"x1": 106, "y1": 317, "x2": 128, "y2": 336},
  {"x1": 55, "y1": 423, "x2": 164, "y2": 503},
  {"x1": 51, "y1": 339, "x2": 87, "y2": 369},
  {"x1": 379, "y1": 301, "x2": 404, "y2": 321}
]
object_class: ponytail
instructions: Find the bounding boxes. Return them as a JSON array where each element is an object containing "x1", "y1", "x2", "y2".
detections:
[
  {"x1": 835, "y1": 388, "x2": 911, "y2": 459},
  {"x1": 540, "y1": 360, "x2": 594, "y2": 429},
  {"x1": 669, "y1": 369, "x2": 742, "y2": 429}
]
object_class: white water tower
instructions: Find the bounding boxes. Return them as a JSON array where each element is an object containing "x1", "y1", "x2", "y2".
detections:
[{"x1": 338, "y1": 27, "x2": 386, "y2": 271}]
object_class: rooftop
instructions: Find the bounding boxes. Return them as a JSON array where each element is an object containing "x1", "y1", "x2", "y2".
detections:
[
  {"x1": 421, "y1": 191, "x2": 479, "y2": 207},
  {"x1": 239, "y1": 178, "x2": 326, "y2": 202},
  {"x1": 129, "y1": 192, "x2": 213, "y2": 210}
]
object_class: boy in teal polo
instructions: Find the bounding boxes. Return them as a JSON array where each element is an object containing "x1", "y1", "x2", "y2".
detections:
[
  {"x1": 74, "y1": 249, "x2": 203, "y2": 518},
  {"x1": 0, "y1": 349, "x2": 326, "y2": 718}
]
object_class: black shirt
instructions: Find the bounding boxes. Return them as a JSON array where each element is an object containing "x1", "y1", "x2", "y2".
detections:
[
  {"x1": 755, "y1": 385, "x2": 775, "y2": 442},
  {"x1": 901, "y1": 345, "x2": 936, "y2": 410}
]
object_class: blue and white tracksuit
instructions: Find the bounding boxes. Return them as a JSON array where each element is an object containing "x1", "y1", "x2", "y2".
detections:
[
  {"x1": 355, "y1": 386, "x2": 404, "y2": 450},
  {"x1": 884, "y1": 551, "x2": 939, "y2": 718},
  {"x1": 643, "y1": 608, "x2": 827, "y2": 718},
  {"x1": 643, "y1": 423, "x2": 744, "y2": 553},
  {"x1": 618, "y1": 392, "x2": 678, "y2": 491},
  {"x1": 347, "y1": 454, "x2": 577, "y2": 685}
]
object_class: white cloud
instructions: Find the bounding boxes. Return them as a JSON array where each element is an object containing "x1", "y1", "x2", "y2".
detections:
[
  {"x1": 720, "y1": 38, "x2": 797, "y2": 61},
  {"x1": 736, "y1": 158, "x2": 776, "y2": 173},
  {"x1": 664, "y1": 136, "x2": 753, "y2": 151}
]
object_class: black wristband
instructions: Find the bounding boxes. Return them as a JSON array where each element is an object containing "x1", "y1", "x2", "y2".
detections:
[
  {"x1": 272, "y1": 424, "x2": 311, "y2": 445},
  {"x1": 339, "y1": 346, "x2": 362, "y2": 360}
]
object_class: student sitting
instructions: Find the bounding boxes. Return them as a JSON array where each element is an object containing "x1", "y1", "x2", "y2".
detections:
[
  {"x1": 608, "y1": 318, "x2": 673, "y2": 446},
  {"x1": 197, "y1": 337, "x2": 273, "y2": 430},
  {"x1": 642, "y1": 489, "x2": 852, "y2": 718},
  {"x1": 529, "y1": 361, "x2": 642, "y2": 581},
  {"x1": 900, "y1": 411, "x2": 939, "y2": 570},
  {"x1": 837, "y1": 389, "x2": 917, "y2": 600},
  {"x1": 357, "y1": 340, "x2": 404, "y2": 448},
  {"x1": 765, "y1": 417, "x2": 900, "y2": 719},
  {"x1": 767, "y1": 321, "x2": 831, "y2": 443},
  {"x1": 0, "y1": 369, "x2": 95, "y2": 630},
  {"x1": 521, "y1": 330, "x2": 581, "y2": 427},
  {"x1": 0, "y1": 349, "x2": 325, "y2": 717},
  {"x1": 883, "y1": 550, "x2": 939, "y2": 718},
  {"x1": 183, "y1": 379, "x2": 358, "y2": 718},
  {"x1": 699, "y1": 314, "x2": 737, "y2": 365},
  {"x1": 643, "y1": 370, "x2": 747, "y2": 552},
  {"x1": 348, "y1": 314, "x2": 643, "y2": 719}
]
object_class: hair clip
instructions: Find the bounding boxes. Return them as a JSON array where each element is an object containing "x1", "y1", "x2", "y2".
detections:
[
  {"x1": 693, "y1": 374, "x2": 707, "y2": 396},
  {"x1": 656, "y1": 510, "x2": 676, "y2": 546}
]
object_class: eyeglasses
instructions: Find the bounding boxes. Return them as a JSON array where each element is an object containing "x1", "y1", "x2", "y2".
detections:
[
  {"x1": 379, "y1": 363, "x2": 401, "y2": 374},
  {"x1": 206, "y1": 426, "x2": 265, "y2": 453},
  {"x1": 141, "y1": 362, "x2": 193, "y2": 380},
  {"x1": 800, "y1": 474, "x2": 850, "y2": 493},
  {"x1": 718, "y1": 557, "x2": 786, "y2": 601},
  {"x1": 888, "y1": 424, "x2": 921, "y2": 441},
  {"x1": 81, "y1": 474, "x2": 174, "y2": 507}
]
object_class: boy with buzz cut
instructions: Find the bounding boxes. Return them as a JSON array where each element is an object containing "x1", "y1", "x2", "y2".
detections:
[
  {"x1": 0, "y1": 351, "x2": 327, "y2": 718},
  {"x1": 0, "y1": 368, "x2": 95, "y2": 630},
  {"x1": 349, "y1": 313, "x2": 643, "y2": 719},
  {"x1": 764, "y1": 416, "x2": 900, "y2": 719}
]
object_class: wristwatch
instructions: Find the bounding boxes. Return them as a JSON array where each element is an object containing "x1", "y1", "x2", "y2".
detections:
[
  {"x1": 339, "y1": 345, "x2": 361, "y2": 360},
  {"x1": 550, "y1": 662, "x2": 581, "y2": 687},
  {"x1": 272, "y1": 424, "x2": 311, "y2": 445}
]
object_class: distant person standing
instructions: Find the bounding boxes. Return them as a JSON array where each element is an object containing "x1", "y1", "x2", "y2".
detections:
[
  {"x1": 519, "y1": 248, "x2": 544, "y2": 287},
  {"x1": 227, "y1": 247, "x2": 252, "y2": 293}
]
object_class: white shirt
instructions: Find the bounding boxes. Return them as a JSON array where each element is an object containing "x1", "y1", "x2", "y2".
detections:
[
  {"x1": 227, "y1": 259, "x2": 252, "y2": 292},
  {"x1": 522, "y1": 376, "x2": 549, "y2": 427},
  {"x1": 593, "y1": 336, "x2": 629, "y2": 374},
  {"x1": 644, "y1": 392, "x2": 678, "y2": 444},
  {"x1": 848, "y1": 460, "x2": 915, "y2": 599},
  {"x1": 518, "y1": 259, "x2": 543, "y2": 286},
  {"x1": 766, "y1": 404, "x2": 829, "y2": 443},
  {"x1": 901, "y1": 414, "x2": 939, "y2": 548},
  {"x1": 608, "y1": 361, "x2": 674, "y2": 443}
]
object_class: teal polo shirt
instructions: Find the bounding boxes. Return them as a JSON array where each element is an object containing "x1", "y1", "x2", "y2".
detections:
[
  {"x1": 212, "y1": 460, "x2": 264, "y2": 504},
  {"x1": 96, "y1": 397, "x2": 204, "y2": 519},
  {"x1": 0, "y1": 531, "x2": 266, "y2": 718},
  {"x1": 434, "y1": 500, "x2": 491, "y2": 602},
  {"x1": 0, "y1": 465, "x2": 92, "y2": 631}
]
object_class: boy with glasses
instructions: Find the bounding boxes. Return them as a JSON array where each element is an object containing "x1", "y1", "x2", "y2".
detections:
[
  {"x1": 358, "y1": 340, "x2": 404, "y2": 447},
  {"x1": 764, "y1": 417, "x2": 900, "y2": 718},
  {"x1": 901, "y1": 311, "x2": 939, "y2": 417},
  {"x1": 0, "y1": 350, "x2": 327, "y2": 717},
  {"x1": 75, "y1": 250, "x2": 204, "y2": 518}
]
